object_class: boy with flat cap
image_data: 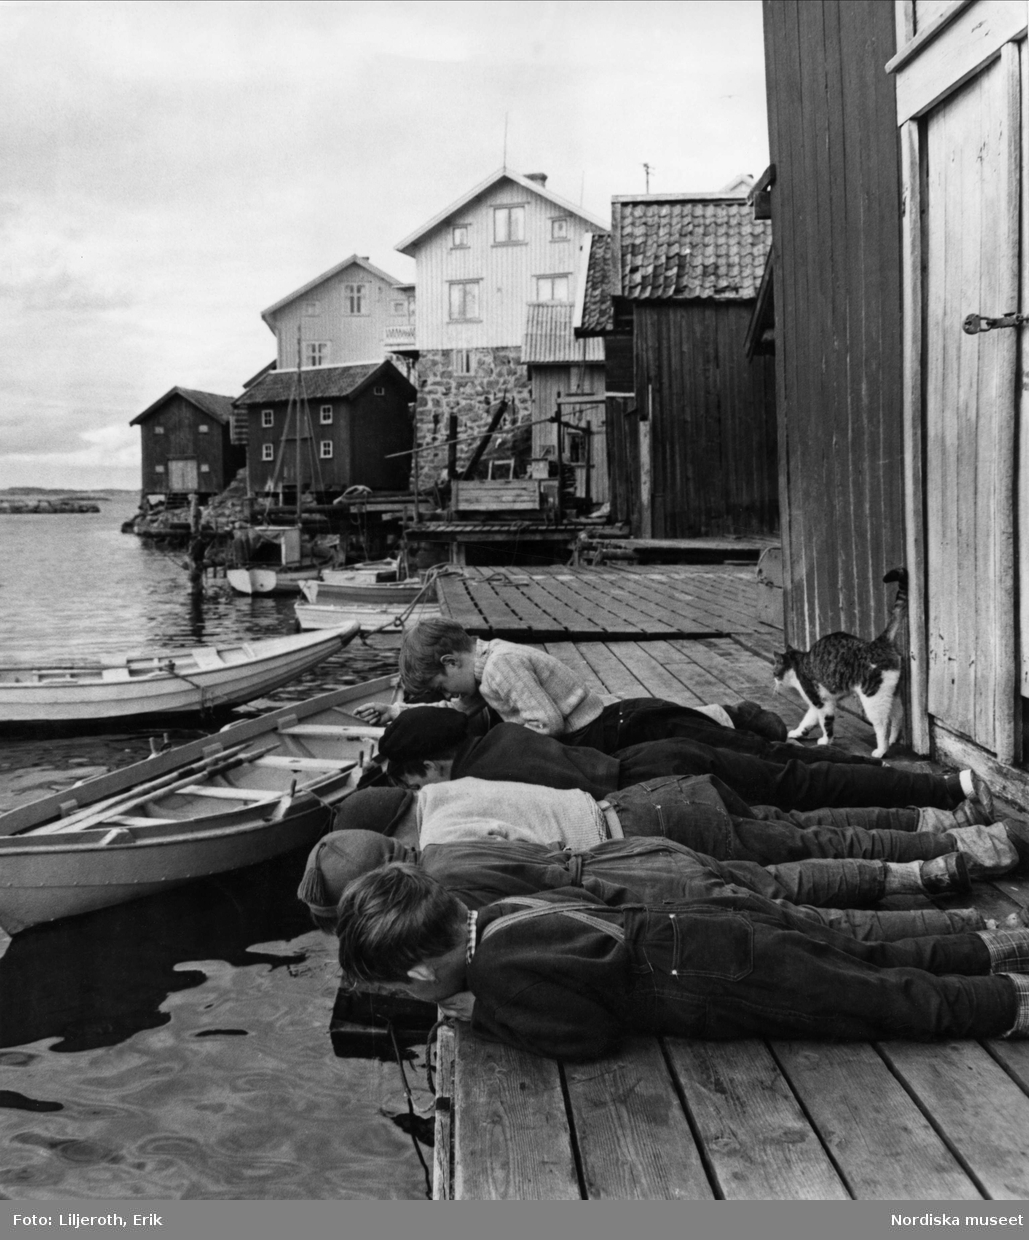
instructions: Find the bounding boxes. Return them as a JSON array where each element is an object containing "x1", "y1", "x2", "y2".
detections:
[
  {"x1": 335, "y1": 864, "x2": 1029, "y2": 1059},
  {"x1": 299, "y1": 828, "x2": 1001, "y2": 942}
]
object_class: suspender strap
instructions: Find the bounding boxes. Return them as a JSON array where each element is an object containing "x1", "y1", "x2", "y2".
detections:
[{"x1": 480, "y1": 897, "x2": 626, "y2": 945}]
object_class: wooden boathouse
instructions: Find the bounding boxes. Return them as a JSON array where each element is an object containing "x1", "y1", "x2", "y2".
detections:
[
  {"x1": 763, "y1": 0, "x2": 1029, "y2": 807},
  {"x1": 417, "y1": 564, "x2": 1029, "y2": 1200}
]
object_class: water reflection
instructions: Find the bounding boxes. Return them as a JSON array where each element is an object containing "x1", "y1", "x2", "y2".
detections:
[{"x1": 0, "y1": 851, "x2": 313, "y2": 1052}]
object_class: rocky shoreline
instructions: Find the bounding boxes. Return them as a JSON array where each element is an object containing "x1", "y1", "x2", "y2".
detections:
[{"x1": 0, "y1": 498, "x2": 102, "y2": 514}]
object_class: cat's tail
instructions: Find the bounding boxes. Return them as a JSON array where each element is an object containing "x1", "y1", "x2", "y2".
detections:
[{"x1": 882, "y1": 566, "x2": 909, "y2": 642}]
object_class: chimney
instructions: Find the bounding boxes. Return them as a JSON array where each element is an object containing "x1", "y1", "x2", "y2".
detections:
[{"x1": 525, "y1": 172, "x2": 548, "y2": 187}]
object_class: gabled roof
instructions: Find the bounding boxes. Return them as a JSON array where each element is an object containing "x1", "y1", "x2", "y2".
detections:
[
  {"x1": 242, "y1": 360, "x2": 277, "y2": 390},
  {"x1": 523, "y1": 303, "x2": 604, "y2": 365},
  {"x1": 395, "y1": 168, "x2": 609, "y2": 256},
  {"x1": 130, "y1": 387, "x2": 235, "y2": 426},
  {"x1": 233, "y1": 361, "x2": 416, "y2": 407},
  {"x1": 611, "y1": 195, "x2": 771, "y2": 301},
  {"x1": 575, "y1": 233, "x2": 616, "y2": 336},
  {"x1": 260, "y1": 255, "x2": 408, "y2": 327}
]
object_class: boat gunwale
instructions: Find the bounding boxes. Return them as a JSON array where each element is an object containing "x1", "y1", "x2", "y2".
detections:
[{"x1": 0, "y1": 673, "x2": 395, "y2": 836}]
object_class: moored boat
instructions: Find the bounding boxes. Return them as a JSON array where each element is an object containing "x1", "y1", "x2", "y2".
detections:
[
  {"x1": 0, "y1": 626, "x2": 360, "y2": 724},
  {"x1": 0, "y1": 675, "x2": 392, "y2": 933},
  {"x1": 294, "y1": 599, "x2": 441, "y2": 643},
  {"x1": 299, "y1": 576, "x2": 434, "y2": 607}
]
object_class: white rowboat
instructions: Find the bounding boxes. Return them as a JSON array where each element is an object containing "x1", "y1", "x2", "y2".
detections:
[
  {"x1": 0, "y1": 626, "x2": 360, "y2": 723},
  {"x1": 0, "y1": 675, "x2": 392, "y2": 933}
]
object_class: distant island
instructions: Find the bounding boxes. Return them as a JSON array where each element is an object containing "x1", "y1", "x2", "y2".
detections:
[{"x1": 0, "y1": 488, "x2": 138, "y2": 514}]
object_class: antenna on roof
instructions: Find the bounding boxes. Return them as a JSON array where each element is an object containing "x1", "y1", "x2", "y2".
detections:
[
  {"x1": 642, "y1": 162, "x2": 653, "y2": 193},
  {"x1": 502, "y1": 113, "x2": 508, "y2": 169}
]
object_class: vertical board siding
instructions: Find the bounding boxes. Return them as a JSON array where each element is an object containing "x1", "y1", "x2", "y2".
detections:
[
  {"x1": 763, "y1": 0, "x2": 906, "y2": 648},
  {"x1": 270, "y1": 266, "x2": 404, "y2": 368},
  {"x1": 634, "y1": 303, "x2": 779, "y2": 537},
  {"x1": 923, "y1": 51, "x2": 1020, "y2": 753}
]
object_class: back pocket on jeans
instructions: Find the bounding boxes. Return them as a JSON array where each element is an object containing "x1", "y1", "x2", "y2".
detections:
[{"x1": 670, "y1": 908, "x2": 754, "y2": 981}]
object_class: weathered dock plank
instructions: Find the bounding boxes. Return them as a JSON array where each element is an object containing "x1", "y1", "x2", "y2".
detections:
[
  {"x1": 664, "y1": 1039, "x2": 849, "y2": 1200},
  {"x1": 563, "y1": 1038, "x2": 714, "y2": 1199},
  {"x1": 876, "y1": 1040, "x2": 1029, "y2": 1199},
  {"x1": 452, "y1": 1024, "x2": 580, "y2": 1199},
  {"x1": 772, "y1": 1041, "x2": 982, "y2": 1200}
]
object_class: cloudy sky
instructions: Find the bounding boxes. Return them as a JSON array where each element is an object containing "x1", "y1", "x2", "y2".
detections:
[{"x1": 0, "y1": 0, "x2": 768, "y2": 490}]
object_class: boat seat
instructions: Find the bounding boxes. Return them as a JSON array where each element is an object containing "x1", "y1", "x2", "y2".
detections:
[
  {"x1": 101, "y1": 667, "x2": 132, "y2": 681},
  {"x1": 176, "y1": 785, "x2": 278, "y2": 801},
  {"x1": 255, "y1": 756, "x2": 357, "y2": 771},
  {"x1": 279, "y1": 724, "x2": 385, "y2": 739},
  {"x1": 191, "y1": 648, "x2": 226, "y2": 670}
]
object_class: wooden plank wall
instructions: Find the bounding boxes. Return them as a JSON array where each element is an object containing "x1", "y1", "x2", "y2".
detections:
[
  {"x1": 634, "y1": 303, "x2": 779, "y2": 538},
  {"x1": 762, "y1": 0, "x2": 907, "y2": 649}
]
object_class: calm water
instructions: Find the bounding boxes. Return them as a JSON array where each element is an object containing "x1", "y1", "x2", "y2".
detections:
[{"x1": 0, "y1": 500, "x2": 434, "y2": 1200}]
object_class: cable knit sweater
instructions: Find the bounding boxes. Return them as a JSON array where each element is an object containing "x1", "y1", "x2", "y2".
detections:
[{"x1": 473, "y1": 638, "x2": 608, "y2": 735}]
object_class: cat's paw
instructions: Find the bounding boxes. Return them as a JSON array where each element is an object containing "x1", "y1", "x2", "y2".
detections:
[
  {"x1": 871, "y1": 747, "x2": 886, "y2": 759},
  {"x1": 816, "y1": 735, "x2": 832, "y2": 746},
  {"x1": 787, "y1": 727, "x2": 807, "y2": 740}
]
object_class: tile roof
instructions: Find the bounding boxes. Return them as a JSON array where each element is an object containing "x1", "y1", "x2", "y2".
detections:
[
  {"x1": 613, "y1": 197, "x2": 771, "y2": 301},
  {"x1": 130, "y1": 387, "x2": 235, "y2": 426},
  {"x1": 523, "y1": 303, "x2": 605, "y2": 364},
  {"x1": 233, "y1": 361, "x2": 414, "y2": 406},
  {"x1": 576, "y1": 233, "x2": 616, "y2": 336}
]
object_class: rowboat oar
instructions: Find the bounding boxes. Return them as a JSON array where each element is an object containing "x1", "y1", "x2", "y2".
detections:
[{"x1": 26, "y1": 740, "x2": 280, "y2": 836}]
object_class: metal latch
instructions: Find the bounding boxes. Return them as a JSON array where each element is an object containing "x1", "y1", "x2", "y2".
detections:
[{"x1": 963, "y1": 311, "x2": 1029, "y2": 334}]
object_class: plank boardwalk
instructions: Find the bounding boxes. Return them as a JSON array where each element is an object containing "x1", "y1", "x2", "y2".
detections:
[{"x1": 432, "y1": 563, "x2": 1029, "y2": 1200}]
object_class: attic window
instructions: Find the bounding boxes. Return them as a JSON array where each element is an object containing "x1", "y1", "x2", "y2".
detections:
[
  {"x1": 374, "y1": 386, "x2": 386, "y2": 397},
  {"x1": 494, "y1": 205, "x2": 525, "y2": 244},
  {"x1": 550, "y1": 217, "x2": 569, "y2": 241},
  {"x1": 304, "y1": 300, "x2": 321, "y2": 315},
  {"x1": 304, "y1": 342, "x2": 329, "y2": 366},
  {"x1": 344, "y1": 284, "x2": 366, "y2": 315},
  {"x1": 320, "y1": 405, "x2": 333, "y2": 424},
  {"x1": 452, "y1": 225, "x2": 470, "y2": 248},
  {"x1": 262, "y1": 409, "x2": 274, "y2": 428},
  {"x1": 198, "y1": 424, "x2": 209, "y2": 434},
  {"x1": 153, "y1": 425, "x2": 165, "y2": 435}
]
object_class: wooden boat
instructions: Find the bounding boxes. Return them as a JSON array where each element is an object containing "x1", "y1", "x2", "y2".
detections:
[
  {"x1": 294, "y1": 599, "x2": 441, "y2": 644},
  {"x1": 0, "y1": 627, "x2": 360, "y2": 724},
  {"x1": 300, "y1": 576, "x2": 434, "y2": 607},
  {"x1": 0, "y1": 675, "x2": 393, "y2": 933},
  {"x1": 225, "y1": 526, "x2": 338, "y2": 596}
]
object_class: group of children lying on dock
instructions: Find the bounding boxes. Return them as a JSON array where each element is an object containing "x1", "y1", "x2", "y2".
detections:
[{"x1": 299, "y1": 618, "x2": 1029, "y2": 1059}]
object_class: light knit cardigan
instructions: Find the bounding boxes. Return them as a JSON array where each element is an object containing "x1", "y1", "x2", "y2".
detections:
[{"x1": 473, "y1": 638, "x2": 606, "y2": 736}]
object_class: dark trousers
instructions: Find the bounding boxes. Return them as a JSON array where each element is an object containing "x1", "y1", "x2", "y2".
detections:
[
  {"x1": 567, "y1": 699, "x2": 880, "y2": 765},
  {"x1": 615, "y1": 738, "x2": 958, "y2": 811},
  {"x1": 608, "y1": 776, "x2": 955, "y2": 865},
  {"x1": 622, "y1": 900, "x2": 1015, "y2": 1041}
]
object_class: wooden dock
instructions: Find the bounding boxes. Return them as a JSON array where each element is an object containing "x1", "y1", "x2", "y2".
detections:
[{"x1": 429, "y1": 564, "x2": 1029, "y2": 1200}]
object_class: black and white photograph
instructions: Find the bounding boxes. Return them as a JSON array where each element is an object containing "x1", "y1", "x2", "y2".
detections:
[{"x1": 1, "y1": 0, "x2": 1027, "y2": 1227}]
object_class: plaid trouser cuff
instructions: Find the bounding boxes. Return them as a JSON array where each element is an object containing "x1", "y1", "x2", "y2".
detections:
[
  {"x1": 978, "y1": 929, "x2": 1029, "y2": 973},
  {"x1": 1000, "y1": 973, "x2": 1029, "y2": 1037}
]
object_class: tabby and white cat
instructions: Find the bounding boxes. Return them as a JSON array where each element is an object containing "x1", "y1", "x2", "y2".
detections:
[{"x1": 772, "y1": 568, "x2": 908, "y2": 759}]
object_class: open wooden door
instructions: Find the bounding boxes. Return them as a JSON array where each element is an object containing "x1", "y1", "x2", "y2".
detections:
[{"x1": 892, "y1": 0, "x2": 1028, "y2": 777}]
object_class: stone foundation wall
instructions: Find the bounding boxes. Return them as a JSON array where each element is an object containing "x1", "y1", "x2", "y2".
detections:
[{"x1": 410, "y1": 347, "x2": 532, "y2": 488}]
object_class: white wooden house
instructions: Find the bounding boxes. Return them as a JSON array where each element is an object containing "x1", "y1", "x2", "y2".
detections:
[
  {"x1": 260, "y1": 255, "x2": 415, "y2": 372},
  {"x1": 394, "y1": 169, "x2": 608, "y2": 485}
]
